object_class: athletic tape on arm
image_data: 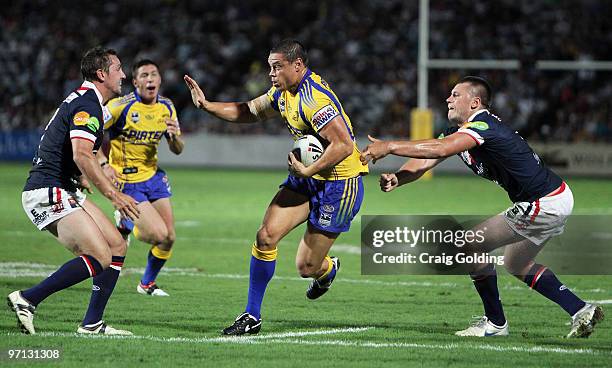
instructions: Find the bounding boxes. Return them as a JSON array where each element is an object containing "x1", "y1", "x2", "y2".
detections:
[{"x1": 247, "y1": 95, "x2": 277, "y2": 121}]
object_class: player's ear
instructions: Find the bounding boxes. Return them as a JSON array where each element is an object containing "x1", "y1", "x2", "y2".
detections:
[
  {"x1": 471, "y1": 97, "x2": 481, "y2": 110},
  {"x1": 96, "y1": 69, "x2": 106, "y2": 83}
]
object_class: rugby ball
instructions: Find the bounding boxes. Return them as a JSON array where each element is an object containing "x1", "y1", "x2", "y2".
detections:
[{"x1": 291, "y1": 135, "x2": 324, "y2": 167}]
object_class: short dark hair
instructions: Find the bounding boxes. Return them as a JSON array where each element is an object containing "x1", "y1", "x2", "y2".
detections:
[
  {"x1": 132, "y1": 59, "x2": 160, "y2": 78},
  {"x1": 270, "y1": 39, "x2": 309, "y2": 66},
  {"x1": 460, "y1": 76, "x2": 492, "y2": 108},
  {"x1": 81, "y1": 46, "x2": 118, "y2": 82}
]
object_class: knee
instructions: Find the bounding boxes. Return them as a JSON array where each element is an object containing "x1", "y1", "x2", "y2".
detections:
[
  {"x1": 504, "y1": 257, "x2": 533, "y2": 277},
  {"x1": 256, "y1": 225, "x2": 279, "y2": 250},
  {"x1": 89, "y1": 247, "x2": 112, "y2": 269},
  {"x1": 108, "y1": 232, "x2": 128, "y2": 256},
  {"x1": 165, "y1": 229, "x2": 176, "y2": 248},
  {"x1": 296, "y1": 260, "x2": 318, "y2": 278},
  {"x1": 141, "y1": 227, "x2": 169, "y2": 246}
]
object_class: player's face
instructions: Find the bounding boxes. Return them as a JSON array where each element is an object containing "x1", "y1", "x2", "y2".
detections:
[
  {"x1": 268, "y1": 53, "x2": 301, "y2": 92},
  {"x1": 446, "y1": 83, "x2": 476, "y2": 124},
  {"x1": 104, "y1": 55, "x2": 126, "y2": 97},
  {"x1": 133, "y1": 64, "x2": 162, "y2": 104}
]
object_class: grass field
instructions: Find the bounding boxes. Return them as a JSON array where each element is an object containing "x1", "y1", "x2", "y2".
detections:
[{"x1": 1, "y1": 162, "x2": 611, "y2": 367}]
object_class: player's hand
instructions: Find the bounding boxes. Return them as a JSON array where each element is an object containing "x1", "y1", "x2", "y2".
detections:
[
  {"x1": 109, "y1": 191, "x2": 140, "y2": 221},
  {"x1": 379, "y1": 173, "x2": 399, "y2": 192},
  {"x1": 183, "y1": 75, "x2": 207, "y2": 110},
  {"x1": 165, "y1": 118, "x2": 181, "y2": 139},
  {"x1": 102, "y1": 164, "x2": 119, "y2": 188},
  {"x1": 360, "y1": 135, "x2": 390, "y2": 164},
  {"x1": 288, "y1": 151, "x2": 312, "y2": 178},
  {"x1": 78, "y1": 175, "x2": 93, "y2": 194}
]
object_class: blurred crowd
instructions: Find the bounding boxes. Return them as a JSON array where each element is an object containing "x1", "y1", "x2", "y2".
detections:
[{"x1": 1, "y1": 0, "x2": 610, "y2": 142}]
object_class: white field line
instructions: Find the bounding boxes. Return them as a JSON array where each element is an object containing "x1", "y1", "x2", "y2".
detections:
[
  {"x1": 588, "y1": 299, "x2": 612, "y2": 304},
  {"x1": 0, "y1": 262, "x2": 609, "y2": 295},
  {"x1": 22, "y1": 327, "x2": 371, "y2": 343},
  {"x1": 7, "y1": 330, "x2": 610, "y2": 356},
  {"x1": 262, "y1": 338, "x2": 609, "y2": 356}
]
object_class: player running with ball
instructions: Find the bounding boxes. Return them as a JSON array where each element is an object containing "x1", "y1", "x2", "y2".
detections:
[{"x1": 184, "y1": 39, "x2": 368, "y2": 335}]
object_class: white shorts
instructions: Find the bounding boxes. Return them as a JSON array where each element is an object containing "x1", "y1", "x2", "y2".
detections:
[
  {"x1": 503, "y1": 182, "x2": 574, "y2": 245},
  {"x1": 22, "y1": 187, "x2": 87, "y2": 230}
]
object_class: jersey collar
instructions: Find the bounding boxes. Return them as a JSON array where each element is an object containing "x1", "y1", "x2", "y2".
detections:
[
  {"x1": 468, "y1": 109, "x2": 489, "y2": 122},
  {"x1": 294, "y1": 68, "x2": 312, "y2": 94},
  {"x1": 80, "y1": 80, "x2": 104, "y2": 106},
  {"x1": 134, "y1": 90, "x2": 158, "y2": 103}
]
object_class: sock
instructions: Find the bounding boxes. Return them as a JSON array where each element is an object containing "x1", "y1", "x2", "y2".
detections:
[
  {"x1": 524, "y1": 264, "x2": 586, "y2": 316},
  {"x1": 245, "y1": 243, "x2": 277, "y2": 320},
  {"x1": 82, "y1": 256, "x2": 125, "y2": 326},
  {"x1": 141, "y1": 246, "x2": 171, "y2": 286},
  {"x1": 470, "y1": 263, "x2": 506, "y2": 326},
  {"x1": 317, "y1": 255, "x2": 336, "y2": 283},
  {"x1": 21, "y1": 255, "x2": 103, "y2": 306}
]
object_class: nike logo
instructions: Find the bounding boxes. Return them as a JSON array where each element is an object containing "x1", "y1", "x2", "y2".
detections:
[{"x1": 244, "y1": 325, "x2": 251, "y2": 332}]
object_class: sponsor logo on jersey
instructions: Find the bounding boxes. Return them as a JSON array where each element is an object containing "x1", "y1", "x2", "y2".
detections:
[
  {"x1": 51, "y1": 202, "x2": 65, "y2": 214},
  {"x1": 312, "y1": 104, "x2": 338, "y2": 130},
  {"x1": 319, "y1": 212, "x2": 332, "y2": 227},
  {"x1": 124, "y1": 129, "x2": 165, "y2": 141},
  {"x1": 73, "y1": 111, "x2": 90, "y2": 126},
  {"x1": 87, "y1": 116, "x2": 100, "y2": 132},
  {"x1": 30, "y1": 209, "x2": 48, "y2": 226},
  {"x1": 279, "y1": 98, "x2": 286, "y2": 112},
  {"x1": 463, "y1": 121, "x2": 489, "y2": 130},
  {"x1": 322, "y1": 204, "x2": 335, "y2": 213}
]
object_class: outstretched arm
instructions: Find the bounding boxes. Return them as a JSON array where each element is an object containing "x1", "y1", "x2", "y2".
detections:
[
  {"x1": 379, "y1": 157, "x2": 445, "y2": 192},
  {"x1": 361, "y1": 132, "x2": 477, "y2": 164},
  {"x1": 184, "y1": 75, "x2": 276, "y2": 123}
]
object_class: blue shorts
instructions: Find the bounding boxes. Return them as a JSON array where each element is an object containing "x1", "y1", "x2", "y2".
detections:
[
  {"x1": 280, "y1": 175, "x2": 364, "y2": 234},
  {"x1": 118, "y1": 168, "x2": 172, "y2": 232}
]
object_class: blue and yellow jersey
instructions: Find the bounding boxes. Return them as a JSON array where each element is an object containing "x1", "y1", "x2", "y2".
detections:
[
  {"x1": 267, "y1": 69, "x2": 368, "y2": 181},
  {"x1": 104, "y1": 91, "x2": 178, "y2": 183}
]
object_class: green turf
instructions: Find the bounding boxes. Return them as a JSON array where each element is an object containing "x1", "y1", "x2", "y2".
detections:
[{"x1": 1, "y1": 163, "x2": 611, "y2": 367}]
